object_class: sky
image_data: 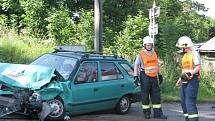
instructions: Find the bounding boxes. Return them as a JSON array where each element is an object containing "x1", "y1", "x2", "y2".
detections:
[{"x1": 196, "y1": 0, "x2": 215, "y2": 18}]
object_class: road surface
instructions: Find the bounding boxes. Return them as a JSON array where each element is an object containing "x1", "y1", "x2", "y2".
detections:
[{"x1": 1, "y1": 102, "x2": 215, "y2": 121}]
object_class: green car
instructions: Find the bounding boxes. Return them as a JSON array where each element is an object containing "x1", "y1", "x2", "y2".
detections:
[{"x1": 0, "y1": 49, "x2": 140, "y2": 120}]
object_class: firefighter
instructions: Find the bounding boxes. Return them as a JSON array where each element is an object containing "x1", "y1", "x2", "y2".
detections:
[
  {"x1": 176, "y1": 36, "x2": 201, "y2": 121},
  {"x1": 134, "y1": 36, "x2": 167, "y2": 119}
]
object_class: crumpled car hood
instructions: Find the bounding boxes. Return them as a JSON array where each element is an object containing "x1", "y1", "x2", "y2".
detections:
[{"x1": 0, "y1": 63, "x2": 56, "y2": 90}]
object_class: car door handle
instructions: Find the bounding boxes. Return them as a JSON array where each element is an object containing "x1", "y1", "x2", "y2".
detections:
[
  {"x1": 94, "y1": 88, "x2": 98, "y2": 92},
  {"x1": 121, "y1": 84, "x2": 125, "y2": 87}
]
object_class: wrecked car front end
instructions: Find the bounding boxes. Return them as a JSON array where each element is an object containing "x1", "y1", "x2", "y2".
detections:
[
  {"x1": 0, "y1": 85, "x2": 34, "y2": 117},
  {"x1": 0, "y1": 63, "x2": 64, "y2": 121}
]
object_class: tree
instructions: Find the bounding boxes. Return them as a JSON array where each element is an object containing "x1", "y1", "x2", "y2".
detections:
[
  {"x1": 108, "y1": 11, "x2": 148, "y2": 62},
  {"x1": 0, "y1": 0, "x2": 24, "y2": 33}
]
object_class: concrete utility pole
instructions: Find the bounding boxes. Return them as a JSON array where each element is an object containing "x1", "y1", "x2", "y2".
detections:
[{"x1": 94, "y1": 0, "x2": 103, "y2": 53}]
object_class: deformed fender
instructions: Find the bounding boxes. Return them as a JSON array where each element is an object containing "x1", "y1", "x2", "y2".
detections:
[{"x1": 36, "y1": 81, "x2": 64, "y2": 100}]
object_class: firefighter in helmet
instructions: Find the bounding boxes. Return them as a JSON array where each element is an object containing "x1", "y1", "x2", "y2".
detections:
[
  {"x1": 176, "y1": 36, "x2": 201, "y2": 121},
  {"x1": 134, "y1": 36, "x2": 167, "y2": 119}
]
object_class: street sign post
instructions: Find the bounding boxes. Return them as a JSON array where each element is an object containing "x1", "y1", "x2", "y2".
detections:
[{"x1": 148, "y1": 1, "x2": 160, "y2": 42}]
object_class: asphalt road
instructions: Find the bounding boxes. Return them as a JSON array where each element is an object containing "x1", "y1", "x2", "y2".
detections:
[{"x1": 1, "y1": 102, "x2": 215, "y2": 121}]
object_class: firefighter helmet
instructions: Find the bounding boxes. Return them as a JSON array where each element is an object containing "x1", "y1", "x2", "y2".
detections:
[
  {"x1": 143, "y1": 36, "x2": 154, "y2": 46},
  {"x1": 176, "y1": 36, "x2": 193, "y2": 48}
]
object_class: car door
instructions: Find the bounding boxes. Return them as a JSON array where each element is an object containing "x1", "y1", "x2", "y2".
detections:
[
  {"x1": 93, "y1": 61, "x2": 126, "y2": 110},
  {"x1": 70, "y1": 61, "x2": 99, "y2": 114},
  {"x1": 118, "y1": 62, "x2": 138, "y2": 93}
]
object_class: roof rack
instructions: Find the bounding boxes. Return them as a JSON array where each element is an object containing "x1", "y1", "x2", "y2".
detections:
[
  {"x1": 54, "y1": 49, "x2": 103, "y2": 55},
  {"x1": 80, "y1": 53, "x2": 122, "y2": 59},
  {"x1": 53, "y1": 46, "x2": 122, "y2": 59}
]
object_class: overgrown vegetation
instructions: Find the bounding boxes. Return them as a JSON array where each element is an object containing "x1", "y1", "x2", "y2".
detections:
[
  {"x1": 1, "y1": 0, "x2": 215, "y2": 101},
  {"x1": 0, "y1": 31, "x2": 54, "y2": 64}
]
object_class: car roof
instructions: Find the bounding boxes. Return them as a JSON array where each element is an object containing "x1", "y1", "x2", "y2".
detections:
[{"x1": 50, "y1": 51, "x2": 127, "y2": 61}]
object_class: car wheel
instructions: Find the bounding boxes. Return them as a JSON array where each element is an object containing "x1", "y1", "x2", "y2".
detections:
[
  {"x1": 47, "y1": 97, "x2": 65, "y2": 120},
  {"x1": 115, "y1": 95, "x2": 131, "y2": 114}
]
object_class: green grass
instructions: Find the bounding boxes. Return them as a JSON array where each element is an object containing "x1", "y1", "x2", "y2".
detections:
[{"x1": 0, "y1": 31, "x2": 55, "y2": 64}]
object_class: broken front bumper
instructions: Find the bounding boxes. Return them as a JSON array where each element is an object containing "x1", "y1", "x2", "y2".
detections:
[
  {"x1": 0, "y1": 85, "x2": 39, "y2": 118},
  {"x1": 0, "y1": 89, "x2": 57, "y2": 121},
  {"x1": 0, "y1": 95, "x2": 21, "y2": 117}
]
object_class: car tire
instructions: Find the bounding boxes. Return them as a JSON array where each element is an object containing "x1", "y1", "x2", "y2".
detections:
[
  {"x1": 46, "y1": 97, "x2": 65, "y2": 121},
  {"x1": 115, "y1": 95, "x2": 131, "y2": 114}
]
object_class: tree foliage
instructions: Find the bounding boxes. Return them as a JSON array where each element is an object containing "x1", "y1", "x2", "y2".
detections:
[
  {"x1": 0, "y1": 0, "x2": 215, "y2": 55},
  {"x1": 109, "y1": 11, "x2": 148, "y2": 62},
  {"x1": 1, "y1": 0, "x2": 215, "y2": 100}
]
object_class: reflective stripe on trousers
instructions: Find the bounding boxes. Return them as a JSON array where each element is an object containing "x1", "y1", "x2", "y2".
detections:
[
  {"x1": 142, "y1": 105, "x2": 150, "y2": 109},
  {"x1": 142, "y1": 104, "x2": 161, "y2": 109},
  {"x1": 152, "y1": 104, "x2": 161, "y2": 108},
  {"x1": 184, "y1": 114, "x2": 199, "y2": 121}
]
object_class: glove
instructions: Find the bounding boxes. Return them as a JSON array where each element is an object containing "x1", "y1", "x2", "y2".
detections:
[
  {"x1": 134, "y1": 76, "x2": 140, "y2": 86},
  {"x1": 158, "y1": 74, "x2": 163, "y2": 84},
  {"x1": 180, "y1": 72, "x2": 192, "y2": 82}
]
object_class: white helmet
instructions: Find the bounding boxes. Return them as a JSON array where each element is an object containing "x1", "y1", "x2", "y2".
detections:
[
  {"x1": 176, "y1": 36, "x2": 193, "y2": 48},
  {"x1": 143, "y1": 36, "x2": 154, "y2": 46}
]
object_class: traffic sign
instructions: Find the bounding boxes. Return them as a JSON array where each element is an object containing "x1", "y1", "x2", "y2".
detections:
[
  {"x1": 148, "y1": 24, "x2": 158, "y2": 35},
  {"x1": 148, "y1": 1, "x2": 159, "y2": 40},
  {"x1": 154, "y1": 6, "x2": 160, "y2": 17}
]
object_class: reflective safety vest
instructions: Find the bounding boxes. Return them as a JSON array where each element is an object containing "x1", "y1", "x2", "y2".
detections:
[
  {"x1": 182, "y1": 51, "x2": 194, "y2": 74},
  {"x1": 181, "y1": 51, "x2": 199, "y2": 80},
  {"x1": 139, "y1": 50, "x2": 159, "y2": 77}
]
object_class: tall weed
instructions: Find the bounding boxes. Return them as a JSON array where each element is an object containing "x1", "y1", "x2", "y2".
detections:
[{"x1": 0, "y1": 31, "x2": 54, "y2": 64}]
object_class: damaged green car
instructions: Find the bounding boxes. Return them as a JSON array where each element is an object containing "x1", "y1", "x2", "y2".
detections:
[{"x1": 0, "y1": 50, "x2": 140, "y2": 121}]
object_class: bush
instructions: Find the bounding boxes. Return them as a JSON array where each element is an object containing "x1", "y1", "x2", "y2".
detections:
[
  {"x1": 160, "y1": 54, "x2": 181, "y2": 101},
  {"x1": 47, "y1": 8, "x2": 94, "y2": 50},
  {"x1": 199, "y1": 70, "x2": 215, "y2": 101}
]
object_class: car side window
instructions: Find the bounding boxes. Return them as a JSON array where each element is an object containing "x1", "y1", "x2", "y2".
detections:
[
  {"x1": 75, "y1": 62, "x2": 98, "y2": 84},
  {"x1": 120, "y1": 63, "x2": 134, "y2": 77},
  {"x1": 100, "y1": 62, "x2": 123, "y2": 81}
]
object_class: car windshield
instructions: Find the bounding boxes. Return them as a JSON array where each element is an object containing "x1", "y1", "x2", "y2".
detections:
[{"x1": 31, "y1": 54, "x2": 77, "y2": 80}]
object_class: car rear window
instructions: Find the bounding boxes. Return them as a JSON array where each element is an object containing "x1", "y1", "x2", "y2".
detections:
[
  {"x1": 120, "y1": 63, "x2": 134, "y2": 77},
  {"x1": 100, "y1": 62, "x2": 123, "y2": 81}
]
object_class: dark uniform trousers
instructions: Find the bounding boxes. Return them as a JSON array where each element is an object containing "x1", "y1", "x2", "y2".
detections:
[
  {"x1": 140, "y1": 71, "x2": 163, "y2": 117},
  {"x1": 181, "y1": 75, "x2": 199, "y2": 121}
]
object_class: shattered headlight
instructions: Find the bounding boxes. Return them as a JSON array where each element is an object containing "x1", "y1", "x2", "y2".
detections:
[{"x1": 29, "y1": 92, "x2": 42, "y2": 102}]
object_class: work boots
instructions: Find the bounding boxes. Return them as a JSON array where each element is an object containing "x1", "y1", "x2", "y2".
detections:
[
  {"x1": 144, "y1": 111, "x2": 151, "y2": 119},
  {"x1": 153, "y1": 108, "x2": 167, "y2": 119},
  {"x1": 143, "y1": 109, "x2": 151, "y2": 119}
]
